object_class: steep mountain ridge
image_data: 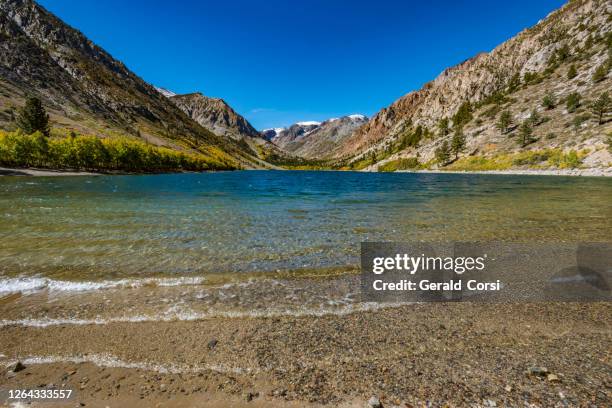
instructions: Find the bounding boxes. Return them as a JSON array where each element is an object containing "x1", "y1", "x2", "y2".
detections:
[
  {"x1": 159, "y1": 91, "x2": 289, "y2": 168},
  {"x1": 169, "y1": 92, "x2": 261, "y2": 140},
  {"x1": 267, "y1": 115, "x2": 368, "y2": 159},
  {"x1": 336, "y1": 0, "x2": 611, "y2": 170},
  {"x1": 0, "y1": 0, "x2": 266, "y2": 169}
]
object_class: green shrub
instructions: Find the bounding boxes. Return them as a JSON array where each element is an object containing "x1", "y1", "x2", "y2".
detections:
[
  {"x1": 572, "y1": 114, "x2": 590, "y2": 132},
  {"x1": 452, "y1": 102, "x2": 473, "y2": 128},
  {"x1": 542, "y1": 93, "x2": 556, "y2": 110},
  {"x1": 512, "y1": 150, "x2": 551, "y2": 165},
  {"x1": 566, "y1": 92, "x2": 581, "y2": 113},
  {"x1": 378, "y1": 157, "x2": 420, "y2": 172},
  {"x1": 483, "y1": 104, "x2": 501, "y2": 119},
  {"x1": 523, "y1": 72, "x2": 541, "y2": 84},
  {"x1": 528, "y1": 109, "x2": 543, "y2": 126},
  {"x1": 547, "y1": 149, "x2": 583, "y2": 168},
  {"x1": 592, "y1": 63, "x2": 608, "y2": 82}
]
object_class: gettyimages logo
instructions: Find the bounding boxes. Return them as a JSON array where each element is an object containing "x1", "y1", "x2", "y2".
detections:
[{"x1": 361, "y1": 242, "x2": 611, "y2": 303}]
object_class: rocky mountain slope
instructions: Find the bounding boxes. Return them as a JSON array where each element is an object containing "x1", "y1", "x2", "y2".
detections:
[
  {"x1": 0, "y1": 0, "x2": 268, "y2": 169},
  {"x1": 266, "y1": 115, "x2": 368, "y2": 160},
  {"x1": 335, "y1": 0, "x2": 611, "y2": 171},
  {"x1": 168, "y1": 92, "x2": 260, "y2": 140},
  {"x1": 164, "y1": 91, "x2": 288, "y2": 168}
]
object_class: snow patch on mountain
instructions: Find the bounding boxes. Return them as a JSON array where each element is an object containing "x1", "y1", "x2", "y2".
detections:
[{"x1": 155, "y1": 87, "x2": 177, "y2": 98}]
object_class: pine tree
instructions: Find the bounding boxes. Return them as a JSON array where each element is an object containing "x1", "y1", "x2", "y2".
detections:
[
  {"x1": 528, "y1": 109, "x2": 542, "y2": 126},
  {"x1": 519, "y1": 121, "x2": 534, "y2": 147},
  {"x1": 591, "y1": 91, "x2": 610, "y2": 125},
  {"x1": 435, "y1": 141, "x2": 451, "y2": 165},
  {"x1": 438, "y1": 118, "x2": 449, "y2": 136},
  {"x1": 542, "y1": 93, "x2": 556, "y2": 110},
  {"x1": 16, "y1": 96, "x2": 50, "y2": 136},
  {"x1": 452, "y1": 101, "x2": 473, "y2": 129},
  {"x1": 567, "y1": 64, "x2": 577, "y2": 80},
  {"x1": 556, "y1": 44, "x2": 570, "y2": 62},
  {"x1": 450, "y1": 128, "x2": 466, "y2": 159},
  {"x1": 496, "y1": 110, "x2": 513, "y2": 134},
  {"x1": 507, "y1": 73, "x2": 521, "y2": 93},
  {"x1": 592, "y1": 63, "x2": 608, "y2": 83},
  {"x1": 566, "y1": 92, "x2": 581, "y2": 113}
]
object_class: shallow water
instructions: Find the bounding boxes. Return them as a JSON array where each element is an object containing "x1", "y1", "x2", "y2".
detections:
[
  {"x1": 0, "y1": 170, "x2": 610, "y2": 324},
  {"x1": 1, "y1": 171, "x2": 610, "y2": 282}
]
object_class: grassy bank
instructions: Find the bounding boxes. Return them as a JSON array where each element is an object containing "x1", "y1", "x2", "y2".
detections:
[
  {"x1": 374, "y1": 148, "x2": 592, "y2": 173},
  {"x1": 446, "y1": 148, "x2": 587, "y2": 171},
  {"x1": 0, "y1": 130, "x2": 234, "y2": 172}
]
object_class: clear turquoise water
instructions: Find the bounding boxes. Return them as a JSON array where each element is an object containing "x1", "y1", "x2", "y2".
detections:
[{"x1": 0, "y1": 171, "x2": 610, "y2": 281}]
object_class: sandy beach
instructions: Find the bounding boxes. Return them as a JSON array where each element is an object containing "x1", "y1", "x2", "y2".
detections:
[
  {"x1": 0, "y1": 167, "x2": 100, "y2": 177},
  {"x1": 1, "y1": 297, "x2": 610, "y2": 407}
]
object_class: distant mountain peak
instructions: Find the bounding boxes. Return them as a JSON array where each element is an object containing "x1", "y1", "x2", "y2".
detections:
[{"x1": 265, "y1": 114, "x2": 368, "y2": 159}]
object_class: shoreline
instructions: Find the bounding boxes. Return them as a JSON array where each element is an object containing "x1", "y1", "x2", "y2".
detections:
[
  {"x1": 0, "y1": 167, "x2": 229, "y2": 177},
  {"x1": 0, "y1": 167, "x2": 102, "y2": 177},
  {"x1": 395, "y1": 167, "x2": 612, "y2": 177},
  {"x1": 2, "y1": 165, "x2": 611, "y2": 177},
  {"x1": 1, "y1": 302, "x2": 609, "y2": 407}
]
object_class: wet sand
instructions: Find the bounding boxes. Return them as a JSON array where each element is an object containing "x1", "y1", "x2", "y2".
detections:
[
  {"x1": 1, "y1": 302, "x2": 610, "y2": 407},
  {"x1": 0, "y1": 167, "x2": 99, "y2": 177}
]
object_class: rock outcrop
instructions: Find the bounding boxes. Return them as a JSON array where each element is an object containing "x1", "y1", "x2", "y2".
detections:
[{"x1": 169, "y1": 92, "x2": 261, "y2": 140}]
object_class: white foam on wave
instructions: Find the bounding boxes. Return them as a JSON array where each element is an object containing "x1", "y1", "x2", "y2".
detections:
[
  {"x1": 0, "y1": 276, "x2": 207, "y2": 295},
  {"x1": 0, "y1": 302, "x2": 409, "y2": 328},
  {"x1": 4, "y1": 353, "x2": 252, "y2": 375}
]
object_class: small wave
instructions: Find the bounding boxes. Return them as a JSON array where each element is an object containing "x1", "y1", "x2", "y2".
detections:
[
  {"x1": 3, "y1": 353, "x2": 252, "y2": 375},
  {"x1": 0, "y1": 276, "x2": 207, "y2": 295},
  {"x1": 0, "y1": 302, "x2": 409, "y2": 327}
]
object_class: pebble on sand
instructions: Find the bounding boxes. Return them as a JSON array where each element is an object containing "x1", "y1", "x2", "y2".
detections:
[{"x1": 368, "y1": 395, "x2": 382, "y2": 408}]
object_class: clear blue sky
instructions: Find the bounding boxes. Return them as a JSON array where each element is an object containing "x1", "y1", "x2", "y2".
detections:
[{"x1": 39, "y1": 0, "x2": 565, "y2": 130}]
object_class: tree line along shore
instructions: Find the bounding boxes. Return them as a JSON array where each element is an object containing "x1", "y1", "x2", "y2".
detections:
[{"x1": 0, "y1": 96, "x2": 235, "y2": 173}]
